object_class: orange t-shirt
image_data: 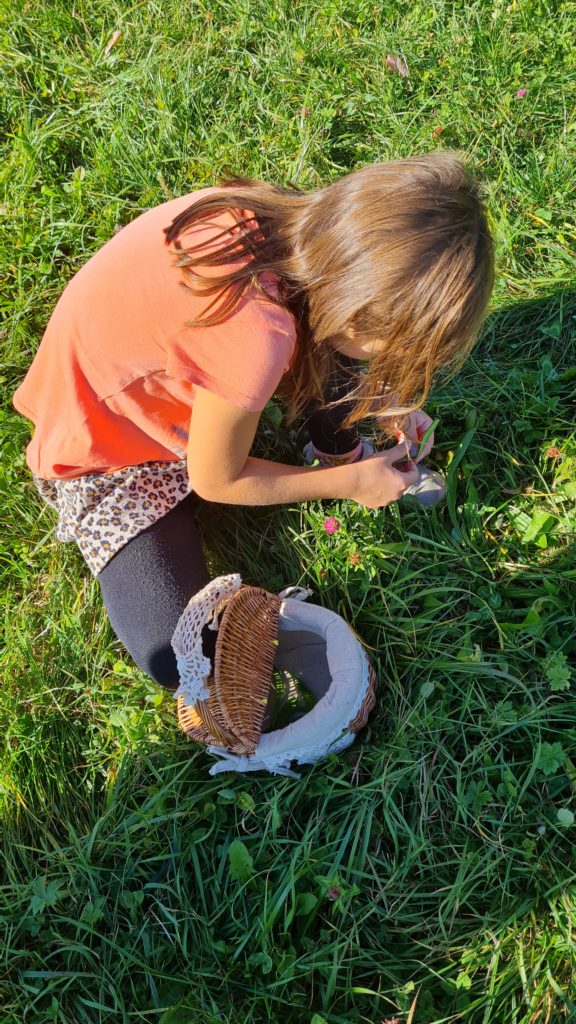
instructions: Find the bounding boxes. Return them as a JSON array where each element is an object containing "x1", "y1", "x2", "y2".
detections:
[{"x1": 12, "y1": 187, "x2": 297, "y2": 479}]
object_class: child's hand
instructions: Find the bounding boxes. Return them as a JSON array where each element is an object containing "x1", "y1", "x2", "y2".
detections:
[
  {"x1": 395, "y1": 410, "x2": 435, "y2": 462},
  {"x1": 348, "y1": 444, "x2": 420, "y2": 509}
]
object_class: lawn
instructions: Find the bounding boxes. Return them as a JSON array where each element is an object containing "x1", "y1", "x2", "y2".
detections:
[{"x1": 1, "y1": 1, "x2": 575, "y2": 1022}]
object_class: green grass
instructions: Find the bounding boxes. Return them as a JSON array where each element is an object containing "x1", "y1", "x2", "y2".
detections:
[{"x1": 1, "y1": 0, "x2": 575, "y2": 1021}]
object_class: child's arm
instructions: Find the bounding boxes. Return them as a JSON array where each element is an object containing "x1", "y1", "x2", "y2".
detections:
[{"x1": 187, "y1": 387, "x2": 419, "y2": 509}]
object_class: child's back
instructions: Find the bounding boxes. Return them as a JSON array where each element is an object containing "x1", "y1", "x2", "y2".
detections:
[{"x1": 13, "y1": 187, "x2": 297, "y2": 478}]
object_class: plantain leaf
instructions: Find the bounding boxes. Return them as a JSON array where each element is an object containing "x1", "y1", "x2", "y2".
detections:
[{"x1": 228, "y1": 839, "x2": 254, "y2": 881}]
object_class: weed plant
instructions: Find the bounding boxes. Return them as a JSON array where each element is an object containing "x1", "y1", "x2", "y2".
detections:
[{"x1": 1, "y1": 1, "x2": 575, "y2": 1022}]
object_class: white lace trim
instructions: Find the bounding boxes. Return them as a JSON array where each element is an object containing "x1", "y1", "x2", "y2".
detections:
[
  {"x1": 171, "y1": 574, "x2": 241, "y2": 706},
  {"x1": 205, "y1": 647, "x2": 371, "y2": 778},
  {"x1": 206, "y1": 732, "x2": 356, "y2": 779}
]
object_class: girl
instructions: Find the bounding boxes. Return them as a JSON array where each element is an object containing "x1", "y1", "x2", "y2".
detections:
[{"x1": 13, "y1": 151, "x2": 494, "y2": 690}]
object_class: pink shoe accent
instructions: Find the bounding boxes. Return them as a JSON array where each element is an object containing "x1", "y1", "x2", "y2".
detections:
[{"x1": 307, "y1": 442, "x2": 363, "y2": 467}]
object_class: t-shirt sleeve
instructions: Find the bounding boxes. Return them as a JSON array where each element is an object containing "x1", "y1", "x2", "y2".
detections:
[{"x1": 165, "y1": 286, "x2": 297, "y2": 413}]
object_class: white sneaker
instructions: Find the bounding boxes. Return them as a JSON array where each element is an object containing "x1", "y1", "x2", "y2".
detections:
[{"x1": 402, "y1": 467, "x2": 446, "y2": 506}]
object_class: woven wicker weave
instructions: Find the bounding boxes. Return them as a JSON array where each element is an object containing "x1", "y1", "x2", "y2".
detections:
[
  {"x1": 177, "y1": 695, "x2": 238, "y2": 748},
  {"x1": 348, "y1": 663, "x2": 378, "y2": 733},
  {"x1": 177, "y1": 585, "x2": 281, "y2": 756},
  {"x1": 213, "y1": 586, "x2": 281, "y2": 751}
]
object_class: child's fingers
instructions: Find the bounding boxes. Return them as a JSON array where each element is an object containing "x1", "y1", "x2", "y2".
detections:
[
  {"x1": 392, "y1": 432, "x2": 418, "y2": 458},
  {"x1": 383, "y1": 444, "x2": 420, "y2": 486},
  {"x1": 393, "y1": 461, "x2": 420, "y2": 487},
  {"x1": 383, "y1": 441, "x2": 412, "y2": 464}
]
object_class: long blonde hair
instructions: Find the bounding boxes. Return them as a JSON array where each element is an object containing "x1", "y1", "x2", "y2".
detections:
[{"x1": 164, "y1": 151, "x2": 495, "y2": 431}]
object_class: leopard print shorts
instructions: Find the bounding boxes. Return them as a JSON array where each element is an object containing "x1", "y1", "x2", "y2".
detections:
[{"x1": 33, "y1": 460, "x2": 192, "y2": 577}]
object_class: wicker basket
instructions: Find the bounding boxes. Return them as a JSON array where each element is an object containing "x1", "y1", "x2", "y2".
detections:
[
  {"x1": 177, "y1": 586, "x2": 281, "y2": 755},
  {"x1": 175, "y1": 577, "x2": 379, "y2": 775}
]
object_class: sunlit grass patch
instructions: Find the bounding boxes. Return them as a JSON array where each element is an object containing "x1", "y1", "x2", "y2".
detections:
[{"x1": 1, "y1": 0, "x2": 575, "y2": 1021}]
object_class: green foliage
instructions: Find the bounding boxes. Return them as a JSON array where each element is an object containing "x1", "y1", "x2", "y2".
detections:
[
  {"x1": 1, "y1": 1, "x2": 576, "y2": 1022},
  {"x1": 227, "y1": 839, "x2": 255, "y2": 882},
  {"x1": 535, "y1": 742, "x2": 566, "y2": 777},
  {"x1": 545, "y1": 650, "x2": 572, "y2": 692}
]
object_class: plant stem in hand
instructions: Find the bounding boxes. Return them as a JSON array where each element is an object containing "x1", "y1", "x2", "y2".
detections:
[{"x1": 415, "y1": 418, "x2": 440, "y2": 460}]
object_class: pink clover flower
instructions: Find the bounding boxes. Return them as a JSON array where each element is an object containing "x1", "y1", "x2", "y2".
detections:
[{"x1": 323, "y1": 516, "x2": 340, "y2": 535}]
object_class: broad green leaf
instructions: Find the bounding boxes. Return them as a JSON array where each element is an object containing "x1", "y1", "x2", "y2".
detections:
[
  {"x1": 80, "y1": 897, "x2": 107, "y2": 925},
  {"x1": 521, "y1": 509, "x2": 555, "y2": 543},
  {"x1": 535, "y1": 742, "x2": 565, "y2": 776},
  {"x1": 544, "y1": 651, "x2": 572, "y2": 692},
  {"x1": 464, "y1": 780, "x2": 492, "y2": 813},
  {"x1": 264, "y1": 400, "x2": 283, "y2": 428},
  {"x1": 237, "y1": 791, "x2": 256, "y2": 813},
  {"x1": 494, "y1": 700, "x2": 518, "y2": 723},
  {"x1": 508, "y1": 507, "x2": 531, "y2": 535},
  {"x1": 228, "y1": 839, "x2": 254, "y2": 882},
  {"x1": 247, "y1": 951, "x2": 273, "y2": 973},
  {"x1": 295, "y1": 892, "x2": 317, "y2": 916}
]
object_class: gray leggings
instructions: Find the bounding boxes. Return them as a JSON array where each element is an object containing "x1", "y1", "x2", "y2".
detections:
[
  {"x1": 98, "y1": 356, "x2": 361, "y2": 688},
  {"x1": 98, "y1": 492, "x2": 215, "y2": 689}
]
